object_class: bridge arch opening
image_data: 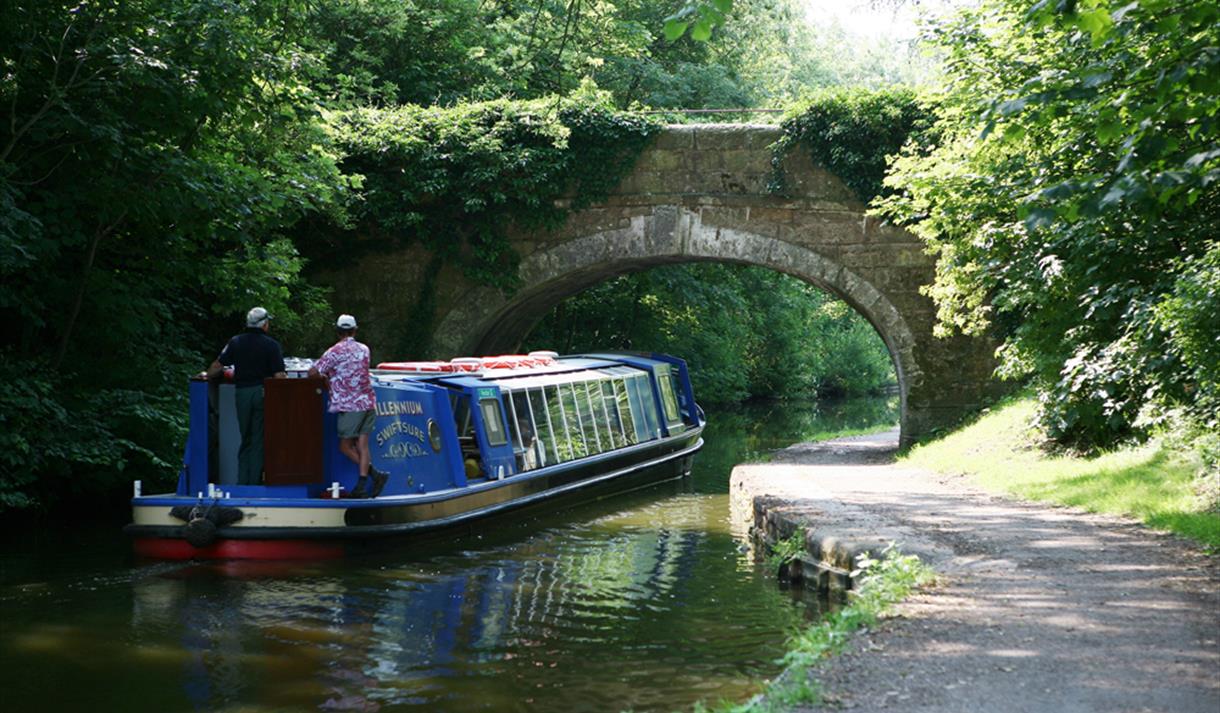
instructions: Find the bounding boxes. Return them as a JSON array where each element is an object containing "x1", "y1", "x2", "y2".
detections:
[{"x1": 432, "y1": 213, "x2": 921, "y2": 442}]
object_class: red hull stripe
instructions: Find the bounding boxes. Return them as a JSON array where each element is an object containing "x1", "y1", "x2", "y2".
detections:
[{"x1": 133, "y1": 537, "x2": 344, "y2": 561}]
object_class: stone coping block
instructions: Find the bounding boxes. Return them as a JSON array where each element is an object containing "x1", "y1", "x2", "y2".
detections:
[{"x1": 730, "y1": 458, "x2": 951, "y2": 591}]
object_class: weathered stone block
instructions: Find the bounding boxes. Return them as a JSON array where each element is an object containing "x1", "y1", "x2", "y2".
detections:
[
  {"x1": 785, "y1": 211, "x2": 866, "y2": 245},
  {"x1": 688, "y1": 150, "x2": 724, "y2": 172},
  {"x1": 635, "y1": 149, "x2": 687, "y2": 173},
  {"x1": 863, "y1": 215, "x2": 919, "y2": 245},
  {"x1": 630, "y1": 171, "x2": 675, "y2": 196},
  {"x1": 653, "y1": 126, "x2": 696, "y2": 150},
  {"x1": 695, "y1": 205, "x2": 753, "y2": 231},
  {"x1": 718, "y1": 149, "x2": 770, "y2": 175},
  {"x1": 885, "y1": 244, "x2": 933, "y2": 268},
  {"x1": 743, "y1": 206, "x2": 795, "y2": 227},
  {"x1": 742, "y1": 126, "x2": 783, "y2": 150},
  {"x1": 691, "y1": 125, "x2": 756, "y2": 150},
  {"x1": 777, "y1": 164, "x2": 861, "y2": 206}
]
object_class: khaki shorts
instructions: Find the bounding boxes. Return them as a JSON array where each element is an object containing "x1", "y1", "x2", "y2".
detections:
[{"x1": 337, "y1": 409, "x2": 376, "y2": 438}]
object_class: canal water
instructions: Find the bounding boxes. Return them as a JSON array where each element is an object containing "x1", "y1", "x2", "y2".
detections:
[{"x1": 0, "y1": 396, "x2": 896, "y2": 713}]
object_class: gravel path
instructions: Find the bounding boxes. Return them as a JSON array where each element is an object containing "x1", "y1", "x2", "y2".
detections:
[{"x1": 730, "y1": 431, "x2": 1220, "y2": 713}]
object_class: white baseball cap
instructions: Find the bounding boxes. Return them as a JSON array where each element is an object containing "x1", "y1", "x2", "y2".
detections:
[
  {"x1": 336, "y1": 314, "x2": 357, "y2": 329},
  {"x1": 246, "y1": 307, "x2": 270, "y2": 327}
]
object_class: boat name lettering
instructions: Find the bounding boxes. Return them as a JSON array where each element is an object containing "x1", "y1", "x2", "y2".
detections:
[
  {"x1": 387, "y1": 441, "x2": 427, "y2": 459},
  {"x1": 376, "y1": 419, "x2": 426, "y2": 447},
  {"x1": 376, "y1": 400, "x2": 424, "y2": 416}
]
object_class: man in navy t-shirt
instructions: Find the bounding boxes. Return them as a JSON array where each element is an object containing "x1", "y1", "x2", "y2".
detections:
[{"x1": 205, "y1": 307, "x2": 286, "y2": 484}]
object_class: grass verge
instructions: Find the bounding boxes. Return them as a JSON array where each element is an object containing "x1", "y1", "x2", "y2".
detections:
[
  {"x1": 693, "y1": 545, "x2": 935, "y2": 713},
  {"x1": 901, "y1": 396, "x2": 1220, "y2": 549}
]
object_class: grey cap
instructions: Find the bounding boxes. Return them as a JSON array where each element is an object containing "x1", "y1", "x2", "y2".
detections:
[
  {"x1": 336, "y1": 314, "x2": 357, "y2": 329},
  {"x1": 246, "y1": 306, "x2": 270, "y2": 327}
]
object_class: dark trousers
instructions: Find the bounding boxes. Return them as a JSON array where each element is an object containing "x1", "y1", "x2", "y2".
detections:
[{"x1": 234, "y1": 385, "x2": 265, "y2": 485}]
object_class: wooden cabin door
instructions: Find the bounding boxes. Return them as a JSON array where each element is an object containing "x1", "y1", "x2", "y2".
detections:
[{"x1": 263, "y1": 377, "x2": 326, "y2": 485}]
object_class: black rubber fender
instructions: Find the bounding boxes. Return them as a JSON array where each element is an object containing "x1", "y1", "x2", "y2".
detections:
[{"x1": 184, "y1": 517, "x2": 218, "y2": 548}]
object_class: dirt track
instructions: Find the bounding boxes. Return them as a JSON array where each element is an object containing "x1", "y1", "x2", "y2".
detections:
[{"x1": 729, "y1": 431, "x2": 1220, "y2": 713}]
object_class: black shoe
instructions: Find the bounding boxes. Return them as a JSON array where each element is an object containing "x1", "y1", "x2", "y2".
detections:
[
  {"x1": 350, "y1": 477, "x2": 369, "y2": 498},
  {"x1": 369, "y1": 468, "x2": 388, "y2": 498}
]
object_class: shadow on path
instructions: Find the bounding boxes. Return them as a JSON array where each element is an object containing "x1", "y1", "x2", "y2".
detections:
[{"x1": 731, "y1": 432, "x2": 1220, "y2": 713}]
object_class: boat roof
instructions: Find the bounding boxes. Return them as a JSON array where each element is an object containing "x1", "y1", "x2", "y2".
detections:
[{"x1": 370, "y1": 354, "x2": 667, "y2": 390}]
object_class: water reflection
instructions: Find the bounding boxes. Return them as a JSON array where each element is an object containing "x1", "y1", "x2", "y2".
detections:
[
  {"x1": 0, "y1": 396, "x2": 896, "y2": 712},
  {"x1": 115, "y1": 510, "x2": 805, "y2": 711}
]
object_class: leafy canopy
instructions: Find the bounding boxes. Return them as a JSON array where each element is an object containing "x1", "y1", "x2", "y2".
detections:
[
  {"x1": 878, "y1": 0, "x2": 1219, "y2": 448},
  {"x1": 1, "y1": 0, "x2": 347, "y2": 509},
  {"x1": 770, "y1": 87, "x2": 935, "y2": 202}
]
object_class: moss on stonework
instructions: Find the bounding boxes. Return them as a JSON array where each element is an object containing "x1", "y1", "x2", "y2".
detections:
[{"x1": 768, "y1": 88, "x2": 936, "y2": 204}]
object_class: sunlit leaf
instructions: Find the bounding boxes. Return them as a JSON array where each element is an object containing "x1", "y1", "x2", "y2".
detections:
[
  {"x1": 663, "y1": 18, "x2": 689, "y2": 41},
  {"x1": 1075, "y1": 8, "x2": 1113, "y2": 40},
  {"x1": 691, "y1": 18, "x2": 713, "y2": 42}
]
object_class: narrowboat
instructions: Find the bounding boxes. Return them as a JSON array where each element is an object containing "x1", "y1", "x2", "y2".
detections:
[{"x1": 125, "y1": 351, "x2": 705, "y2": 560}]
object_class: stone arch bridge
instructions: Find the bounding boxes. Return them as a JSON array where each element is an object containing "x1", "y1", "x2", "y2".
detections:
[{"x1": 320, "y1": 124, "x2": 1002, "y2": 444}]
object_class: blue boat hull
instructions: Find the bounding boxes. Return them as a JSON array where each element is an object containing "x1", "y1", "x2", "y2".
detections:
[{"x1": 126, "y1": 429, "x2": 702, "y2": 559}]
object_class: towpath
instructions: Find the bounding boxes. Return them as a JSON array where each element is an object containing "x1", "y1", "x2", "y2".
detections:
[{"x1": 729, "y1": 432, "x2": 1220, "y2": 713}]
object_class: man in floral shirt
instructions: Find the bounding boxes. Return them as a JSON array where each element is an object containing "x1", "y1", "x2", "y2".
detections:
[{"x1": 308, "y1": 314, "x2": 387, "y2": 498}]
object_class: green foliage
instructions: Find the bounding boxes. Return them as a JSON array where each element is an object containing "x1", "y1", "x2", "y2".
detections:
[
  {"x1": 298, "y1": 0, "x2": 757, "y2": 110},
  {"x1": 1, "y1": 0, "x2": 345, "y2": 510},
  {"x1": 702, "y1": 545, "x2": 933, "y2": 713},
  {"x1": 302, "y1": 0, "x2": 504, "y2": 107},
  {"x1": 878, "y1": 0, "x2": 1220, "y2": 449},
  {"x1": 770, "y1": 87, "x2": 936, "y2": 201},
  {"x1": 322, "y1": 91, "x2": 658, "y2": 289},
  {"x1": 1154, "y1": 243, "x2": 1220, "y2": 428},
  {"x1": 781, "y1": 544, "x2": 933, "y2": 668},
  {"x1": 765, "y1": 526, "x2": 807, "y2": 573},
  {"x1": 0, "y1": 351, "x2": 188, "y2": 512},
  {"x1": 664, "y1": 0, "x2": 734, "y2": 43},
  {"x1": 297, "y1": 0, "x2": 930, "y2": 116},
  {"x1": 522, "y1": 264, "x2": 896, "y2": 405}
]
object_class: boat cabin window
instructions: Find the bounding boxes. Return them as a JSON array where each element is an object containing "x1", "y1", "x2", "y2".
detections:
[
  {"x1": 657, "y1": 365, "x2": 684, "y2": 431},
  {"x1": 528, "y1": 388, "x2": 557, "y2": 466},
  {"x1": 450, "y1": 392, "x2": 474, "y2": 438},
  {"x1": 596, "y1": 366, "x2": 659, "y2": 444},
  {"x1": 611, "y1": 377, "x2": 638, "y2": 445},
  {"x1": 489, "y1": 366, "x2": 666, "y2": 470},
  {"x1": 506, "y1": 390, "x2": 543, "y2": 471},
  {"x1": 559, "y1": 383, "x2": 588, "y2": 459},
  {"x1": 542, "y1": 384, "x2": 571, "y2": 462},
  {"x1": 577, "y1": 382, "x2": 602, "y2": 453},
  {"x1": 587, "y1": 380, "x2": 615, "y2": 450},
  {"x1": 601, "y1": 380, "x2": 627, "y2": 449},
  {"x1": 480, "y1": 397, "x2": 508, "y2": 446},
  {"x1": 624, "y1": 373, "x2": 659, "y2": 441}
]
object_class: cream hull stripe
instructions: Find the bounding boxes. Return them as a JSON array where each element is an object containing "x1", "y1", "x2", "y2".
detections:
[{"x1": 132, "y1": 506, "x2": 348, "y2": 528}]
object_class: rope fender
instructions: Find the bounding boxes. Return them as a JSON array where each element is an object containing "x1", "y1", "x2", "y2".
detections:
[{"x1": 169, "y1": 502, "x2": 244, "y2": 548}]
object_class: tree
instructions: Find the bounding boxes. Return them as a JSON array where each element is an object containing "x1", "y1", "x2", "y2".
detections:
[
  {"x1": 879, "y1": 0, "x2": 1219, "y2": 447},
  {"x1": 298, "y1": 0, "x2": 922, "y2": 114},
  {"x1": 1, "y1": 0, "x2": 347, "y2": 509}
]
